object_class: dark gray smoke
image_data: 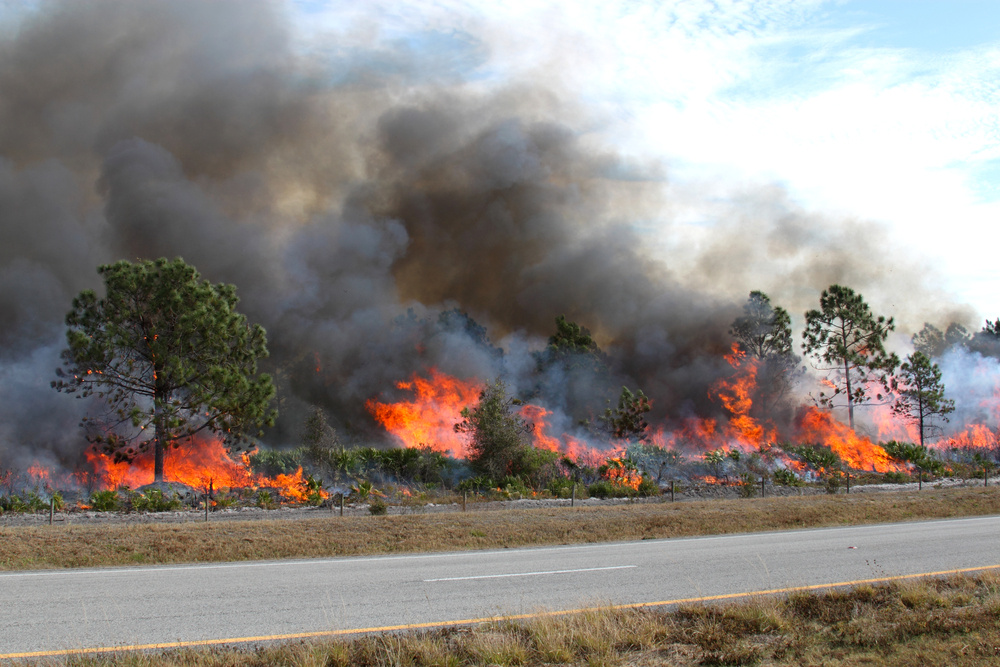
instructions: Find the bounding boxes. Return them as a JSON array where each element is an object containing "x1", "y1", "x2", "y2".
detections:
[{"x1": 0, "y1": 0, "x2": 977, "y2": 473}]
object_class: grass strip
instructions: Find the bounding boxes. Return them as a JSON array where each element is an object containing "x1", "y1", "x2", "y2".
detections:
[
  {"x1": 2, "y1": 486, "x2": 1000, "y2": 571},
  {"x1": 35, "y1": 570, "x2": 1000, "y2": 666}
]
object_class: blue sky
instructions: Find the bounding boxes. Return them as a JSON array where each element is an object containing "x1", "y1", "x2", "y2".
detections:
[{"x1": 289, "y1": 0, "x2": 1000, "y2": 318}]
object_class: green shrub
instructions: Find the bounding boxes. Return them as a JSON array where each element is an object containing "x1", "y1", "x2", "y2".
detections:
[
  {"x1": 636, "y1": 477, "x2": 660, "y2": 497},
  {"x1": 351, "y1": 480, "x2": 375, "y2": 502},
  {"x1": 737, "y1": 472, "x2": 758, "y2": 498},
  {"x1": 256, "y1": 490, "x2": 276, "y2": 510},
  {"x1": 882, "y1": 471, "x2": 911, "y2": 484},
  {"x1": 24, "y1": 491, "x2": 49, "y2": 512},
  {"x1": 773, "y1": 468, "x2": 802, "y2": 486},
  {"x1": 457, "y1": 476, "x2": 496, "y2": 493},
  {"x1": 588, "y1": 480, "x2": 638, "y2": 499},
  {"x1": 90, "y1": 489, "x2": 119, "y2": 512},
  {"x1": 498, "y1": 475, "x2": 530, "y2": 498},
  {"x1": 785, "y1": 444, "x2": 841, "y2": 473},
  {"x1": 303, "y1": 475, "x2": 325, "y2": 506},
  {"x1": 824, "y1": 474, "x2": 842, "y2": 494},
  {"x1": 0, "y1": 494, "x2": 29, "y2": 513},
  {"x1": 129, "y1": 489, "x2": 181, "y2": 513},
  {"x1": 588, "y1": 480, "x2": 613, "y2": 498},
  {"x1": 212, "y1": 491, "x2": 237, "y2": 509},
  {"x1": 546, "y1": 477, "x2": 576, "y2": 498},
  {"x1": 247, "y1": 449, "x2": 303, "y2": 476}
]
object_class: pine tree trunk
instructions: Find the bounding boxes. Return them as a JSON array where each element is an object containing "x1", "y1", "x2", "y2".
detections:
[
  {"x1": 154, "y1": 439, "x2": 165, "y2": 483},
  {"x1": 153, "y1": 369, "x2": 167, "y2": 483},
  {"x1": 844, "y1": 358, "x2": 855, "y2": 431}
]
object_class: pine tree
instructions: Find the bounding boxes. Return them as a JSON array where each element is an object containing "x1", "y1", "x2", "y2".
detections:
[
  {"x1": 730, "y1": 291, "x2": 800, "y2": 418},
  {"x1": 802, "y1": 285, "x2": 898, "y2": 430},
  {"x1": 53, "y1": 258, "x2": 276, "y2": 482},
  {"x1": 891, "y1": 351, "x2": 955, "y2": 447},
  {"x1": 455, "y1": 377, "x2": 533, "y2": 479}
]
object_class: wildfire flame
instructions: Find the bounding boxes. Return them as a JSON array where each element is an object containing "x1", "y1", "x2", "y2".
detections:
[
  {"x1": 601, "y1": 455, "x2": 642, "y2": 489},
  {"x1": 795, "y1": 407, "x2": 900, "y2": 472},
  {"x1": 711, "y1": 344, "x2": 780, "y2": 448},
  {"x1": 39, "y1": 340, "x2": 1000, "y2": 499},
  {"x1": 78, "y1": 436, "x2": 325, "y2": 502},
  {"x1": 938, "y1": 424, "x2": 999, "y2": 451},
  {"x1": 365, "y1": 368, "x2": 482, "y2": 458}
]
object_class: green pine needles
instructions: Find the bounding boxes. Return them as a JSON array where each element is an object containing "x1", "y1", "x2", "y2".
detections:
[{"x1": 53, "y1": 258, "x2": 277, "y2": 482}]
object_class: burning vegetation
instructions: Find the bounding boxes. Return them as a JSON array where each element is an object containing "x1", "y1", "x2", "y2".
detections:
[
  {"x1": 6, "y1": 285, "x2": 1000, "y2": 515},
  {"x1": 2, "y1": 2, "x2": 1000, "y2": 515}
]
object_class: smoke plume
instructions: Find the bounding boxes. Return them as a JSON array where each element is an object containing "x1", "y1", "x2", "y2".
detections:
[{"x1": 0, "y1": 0, "x2": 980, "y2": 472}]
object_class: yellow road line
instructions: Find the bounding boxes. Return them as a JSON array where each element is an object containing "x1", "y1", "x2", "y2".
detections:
[{"x1": 5, "y1": 563, "x2": 1000, "y2": 660}]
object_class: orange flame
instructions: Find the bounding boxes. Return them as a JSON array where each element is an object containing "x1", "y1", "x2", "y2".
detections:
[
  {"x1": 518, "y1": 404, "x2": 604, "y2": 463},
  {"x1": 80, "y1": 437, "x2": 326, "y2": 502},
  {"x1": 365, "y1": 368, "x2": 482, "y2": 458},
  {"x1": 26, "y1": 464, "x2": 52, "y2": 487},
  {"x1": 601, "y1": 455, "x2": 642, "y2": 489},
  {"x1": 710, "y1": 344, "x2": 779, "y2": 449},
  {"x1": 83, "y1": 436, "x2": 257, "y2": 489},
  {"x1": 938, "y1": 424, "x2": 999, "y2": 451},
  {"x1": 795, "y1": 407, "x2": 900, "y2": 472}
]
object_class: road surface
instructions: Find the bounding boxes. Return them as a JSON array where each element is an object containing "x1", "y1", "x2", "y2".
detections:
[{"x1": 2, "y1": 515, "x2": 999, "y2": 659}]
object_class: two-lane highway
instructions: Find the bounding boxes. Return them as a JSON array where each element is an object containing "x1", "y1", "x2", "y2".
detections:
[{"x1": 3, "y1": 515, "x2": 999, "y2": 659}]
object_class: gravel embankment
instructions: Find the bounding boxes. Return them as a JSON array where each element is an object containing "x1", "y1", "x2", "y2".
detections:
[{"x1": 2, "y1": 474, "x2": 995, "y2": 528}]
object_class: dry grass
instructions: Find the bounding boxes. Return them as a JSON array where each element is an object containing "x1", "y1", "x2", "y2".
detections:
[
  {"x1": 2, "y1": 486, "x2": 1000, "y2": 571},
  {"x1": 49, "y1": 571, "x2": 1000, "y2": 666}
]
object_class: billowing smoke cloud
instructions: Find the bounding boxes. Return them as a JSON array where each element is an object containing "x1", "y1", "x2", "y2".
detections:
[{"x1": 0, "y1": 0, "x2": 980, "y2": 472}]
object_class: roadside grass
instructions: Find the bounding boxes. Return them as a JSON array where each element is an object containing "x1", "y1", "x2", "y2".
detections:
[
  {"x1": 50, "y1": 571, "x2": 1000, "y2": 666},
  {"x1": 2, "y1": 486, "x2": 1000, "y2": 571}
]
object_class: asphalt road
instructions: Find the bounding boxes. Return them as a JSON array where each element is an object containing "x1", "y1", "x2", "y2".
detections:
[{"x1": 3, "y1": 515, "x2": 1000, "y2": 659}]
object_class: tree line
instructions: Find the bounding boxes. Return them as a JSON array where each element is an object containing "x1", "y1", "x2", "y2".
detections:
[{"x1": 51, "y1": 257, "x2": 989, "y2": 483}]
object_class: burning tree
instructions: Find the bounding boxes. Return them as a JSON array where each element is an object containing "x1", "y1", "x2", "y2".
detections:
[
  {"x1": 802, "y1": 285, "x2": 898, "y2": 431},
  {"x1": 729, "y1": 290, "x2": 800, "y2": 419},
  {"x1": 891, "y1": 351, "x2": 955, "y2": 447},
  {"x1": 53, "y1": 258, "x2": 277, "y2": 483}
]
